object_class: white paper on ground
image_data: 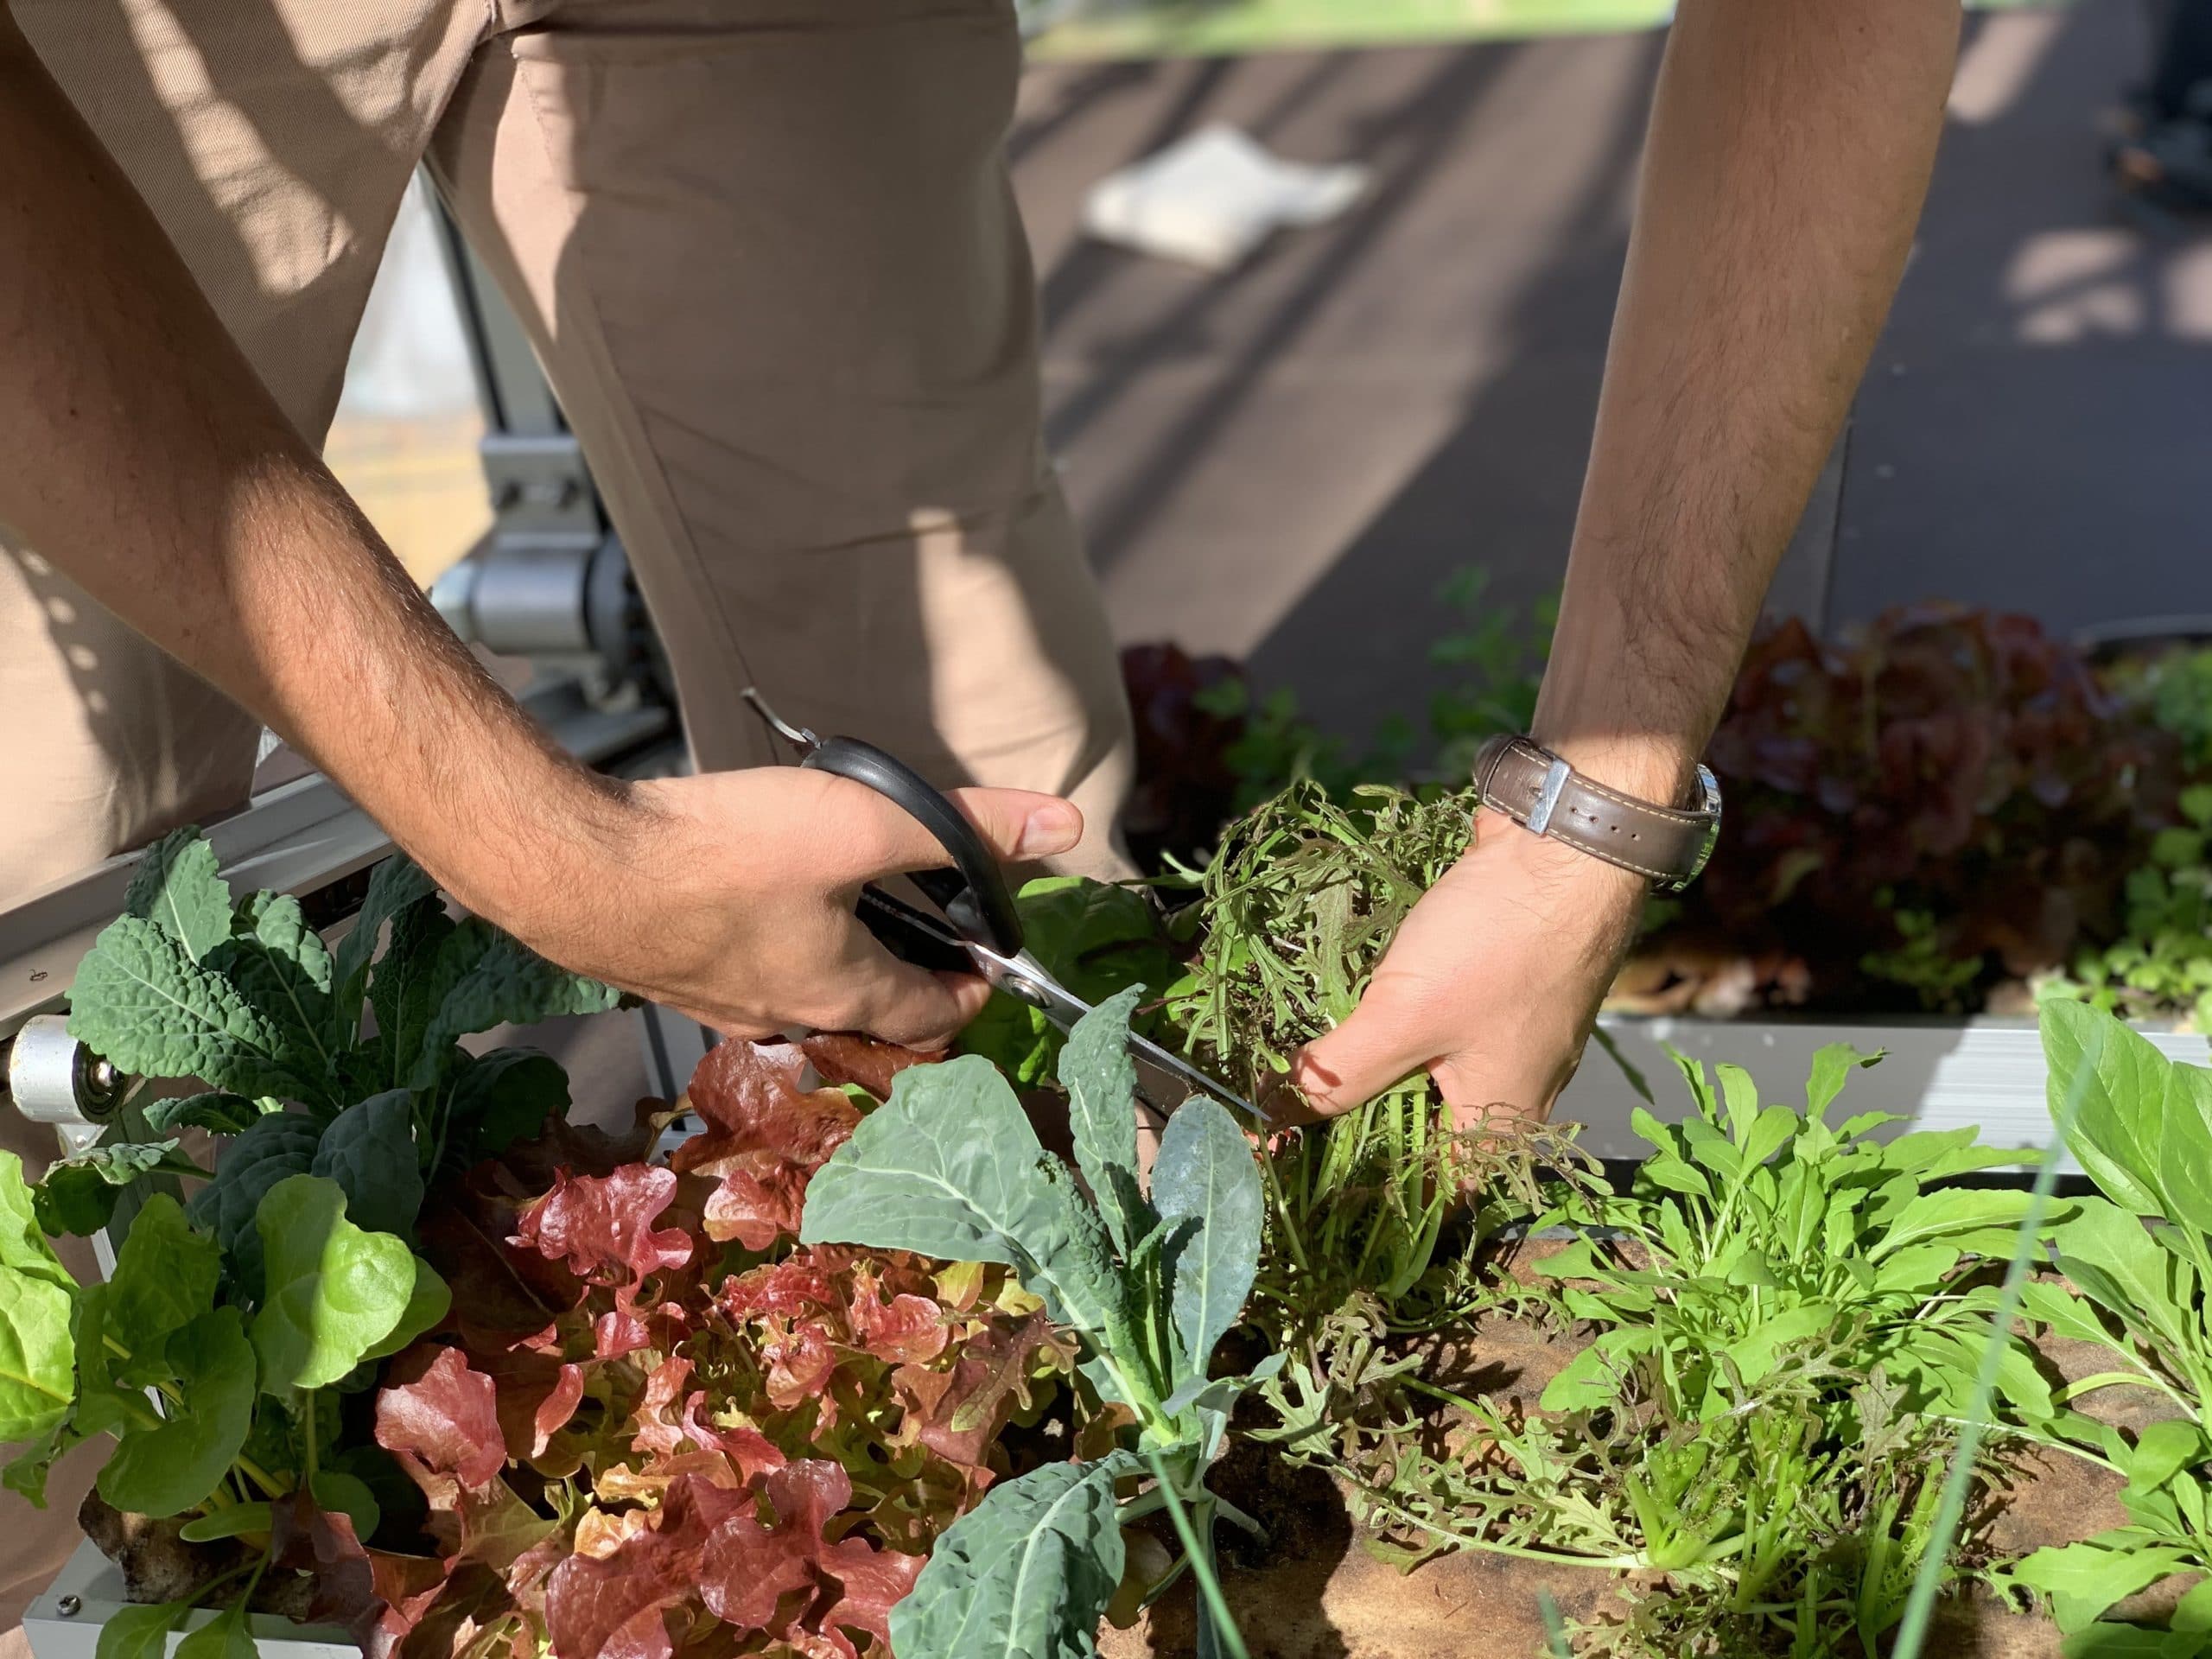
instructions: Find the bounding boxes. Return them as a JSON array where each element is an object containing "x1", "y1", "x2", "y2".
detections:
[{"x1": 1080, "y1": 124, "x2": 1370, "y2": 272}]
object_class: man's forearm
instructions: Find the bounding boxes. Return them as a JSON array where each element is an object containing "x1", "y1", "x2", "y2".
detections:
[
  {"x1": 0, "y1": 14, "x2": 620, "y2": 923},
  {"x1": 1536, "y1": 0, "x2": 1957, "y2": 799}
]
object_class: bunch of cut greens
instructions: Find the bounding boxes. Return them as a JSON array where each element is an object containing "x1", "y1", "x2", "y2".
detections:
[
  {"x1": 0, "y1": 829, "x2": 617, "y2": 1649},
  {"x1": 2001, "y1": 1001, "x2": 2212, "y2": 1648},
  {"x1": 1163, "y1": 779, "x2": 1574, "y2": 1338},
  {"x1": 801, "y1": 988, "x2": 1273, "y2": 1659}
]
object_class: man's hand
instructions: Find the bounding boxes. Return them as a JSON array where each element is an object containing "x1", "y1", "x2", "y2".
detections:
[
  {"x1": 1298, "y1": 0, "x2": 1955, "y2": 1123},
  {"x1": 0, "y1": 16, "x2": 1079, "y2": 1053},
  {"x1": 507, "y1": 769, "x2": 1079, "y2": 1051},
  {"x1": 1294, "y1": 806, "x2": 1644, "y2": 1126}
]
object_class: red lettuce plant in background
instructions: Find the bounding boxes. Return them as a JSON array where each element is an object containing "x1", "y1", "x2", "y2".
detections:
[
  {"x1": 306, "y1": 1034, "x2": 1068, "y2": 1659},
  {"x1": 1120, "y1": 642, "x2": 1249, "y2": 873},
  {"x1": 1618, "y1": 605, "x2": 2183, "y2": 1014}
]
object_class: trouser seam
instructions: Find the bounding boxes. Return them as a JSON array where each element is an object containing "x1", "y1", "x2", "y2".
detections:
[{"x1": 501, "y1": 42, "x2": 769, "y2": 741}]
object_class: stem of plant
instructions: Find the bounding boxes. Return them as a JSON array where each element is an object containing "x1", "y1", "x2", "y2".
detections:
[{"x1": 1143, "y1": 1452, "x2": 1249, "y2": 1659}]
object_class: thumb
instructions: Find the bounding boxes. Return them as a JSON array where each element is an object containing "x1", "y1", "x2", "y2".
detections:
[
  {"x1": 1290, "y1": 997, "x2": 1441, "y2": 1120},
  {"x1": 944, "y1": 785, "x2": 1084, "y2": 863},
  {"x1": 841, "y1": 781, "x2": 1083, "y2": 879}
]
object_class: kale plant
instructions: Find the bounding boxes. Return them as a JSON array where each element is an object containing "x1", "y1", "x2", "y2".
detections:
[
  {"x1": 44, "y1": 826, "x2": 613, "y2": 1238},
  {"x1": 800, "y1": 988, "x2": 1272, "y2": 1658},
  {"x1": 0, "y1": 829, "x2": 617, "y2": 1654}
]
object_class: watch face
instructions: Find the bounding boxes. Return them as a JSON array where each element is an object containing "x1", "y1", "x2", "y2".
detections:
[{"x1": 1676, "y1": 763, "x2": 1724, "y2": 890}]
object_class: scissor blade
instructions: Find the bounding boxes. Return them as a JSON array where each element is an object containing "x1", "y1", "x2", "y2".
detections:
[
  {"x1": 1124, "y1": 1027, "x2": 1264, "y2": 1123},
  {"x1": 1006, "y1": 966, "x2": 1262, "y2": 1122}
]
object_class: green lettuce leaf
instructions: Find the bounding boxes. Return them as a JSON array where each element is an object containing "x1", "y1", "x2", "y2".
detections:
[
  {"x1": 250, "y1": 1175, "x2": 421, "y2": 1392},
  {"x1": 96, "y1": 1307, "x2": 255, "y2": 1518},
  {"x1": 0, "y1": 1153, "x2": 76, "y2": 1443}
]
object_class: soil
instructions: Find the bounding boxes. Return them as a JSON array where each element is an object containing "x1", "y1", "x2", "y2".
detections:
[{"x1": 81, "y1": 1490, "x2": 317, "y2": 1621}]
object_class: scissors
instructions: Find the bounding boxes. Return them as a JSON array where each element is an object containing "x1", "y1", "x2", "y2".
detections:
[{"x1": 745, "y1": 690, "x2": 1259, "y2": 1122}]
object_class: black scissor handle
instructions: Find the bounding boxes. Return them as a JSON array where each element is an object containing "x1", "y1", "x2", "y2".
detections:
[{"x1": 800, "y1": 736, "x2": 1026, "y2": 959}]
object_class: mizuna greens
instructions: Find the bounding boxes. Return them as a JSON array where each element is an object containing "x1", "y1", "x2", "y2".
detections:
[{"x1": 800, "y1": 988, "x2": 1273, "y2": 1659}]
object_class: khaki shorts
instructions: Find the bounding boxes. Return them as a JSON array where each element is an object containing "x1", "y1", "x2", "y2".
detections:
[{"x1": 0, "y1": 0, "x2": 1132, "y2": 1630}]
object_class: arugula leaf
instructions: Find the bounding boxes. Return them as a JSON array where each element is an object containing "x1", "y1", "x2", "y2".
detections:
[
  {"x1": 250, "y1": 1175, "x2": 423, "y2": 1392},
  {"x1": 123, "y1": 828, "x2": 232, "y2": 963},
  {"x1": 33, "y1": 1140, "x2": 207, "y2": 1237},
  {"x1": 2125, "y1": 1420, "x2": 2206, "y2": 1497},
  {"x1": 2050, "y1": 1201, "x2": 2187, "y2": 1349},
  {"x1": 1153, "y1": 1096, "x2": 1262, "y2": 1389},
  {"x1": 887, "y1": 1458, "x2": 1126, "y2": 1659},
  {"x1": 2009, "y1": 1537, "x2": 2193, "y2": 1634},
  {"x1": 0, "y1": 1153, "x2": 76, "y2": 1443},
  {"x1": 311, "y1": 1090, "x2": 425, "y2": 1237},
  {"x1": 2042, "y1": 998, "x2": 2181, "y2": 1221},
  {"x1": 1058, "y1": 988, "x2": 1147, "y2": 1259},
  {"x1": 96, "y1": 1306, "x2": 256, "y2": 1517},
  {"x1": 1806, "y1": 1042, "x2": 1882, "y2": 1118},
  {"x1": 1867, "y1": 1188, "x2": 2049, "y2": 1262}
]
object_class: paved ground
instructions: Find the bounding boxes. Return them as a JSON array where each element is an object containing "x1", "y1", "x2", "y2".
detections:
[{"x1": 1015, "y1": 0, "x2": 2212, "y2": 752}]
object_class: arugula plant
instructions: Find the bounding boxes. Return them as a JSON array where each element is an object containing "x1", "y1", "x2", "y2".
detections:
[
  {"x1": 1255, "y1": 1046, "x2": 2056, "y2": 1659},
  {"x1": 2000, "y1": 1001, "x2": 2212, "y2": 1646},
  {"x1": 46, "y1": 827, "x2": 613, "y2": 1237},
  {"x1": 1537, "y1": 1044, "x2": 2063, "y2": 1427},
  {"x1": 800, "y1": 988, "x2": 1272, "y2": 1659}
]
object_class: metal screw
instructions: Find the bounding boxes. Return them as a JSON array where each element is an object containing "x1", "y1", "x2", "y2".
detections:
[{"x1": 57, "y1": 1596, "x2": 81, "y2": 1618}]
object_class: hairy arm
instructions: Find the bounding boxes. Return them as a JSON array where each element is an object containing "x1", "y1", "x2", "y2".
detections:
[
  {"x1": 0, "y1": 10, "x2": 1076, "y2": 1045},
  {"x1": 1305, "y1": 0, "x2": 1959, "y2": 1117}
]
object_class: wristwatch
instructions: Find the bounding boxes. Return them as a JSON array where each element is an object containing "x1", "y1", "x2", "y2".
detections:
[{"x1": 1472, "y1": 734, "x2": 1722, "y2": 892}]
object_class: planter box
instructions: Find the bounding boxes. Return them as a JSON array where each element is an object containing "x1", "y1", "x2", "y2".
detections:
[
  {"x1": 22, "y1": 1542, "x2": 347, "y2": 1659},
  {"x1": 1555, "y1": 1012, "x2": 2208, "y2": 1172}
]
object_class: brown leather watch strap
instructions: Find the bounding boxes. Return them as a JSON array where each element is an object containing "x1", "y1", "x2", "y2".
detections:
[{"x1": 1472, "y1": 734, "x2": 1722, "y2": 890}]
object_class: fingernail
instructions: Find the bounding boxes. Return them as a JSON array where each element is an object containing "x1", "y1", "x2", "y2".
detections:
[{"x1": 1016, "y1": 803, "x2": 1080, "y2": 857}]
